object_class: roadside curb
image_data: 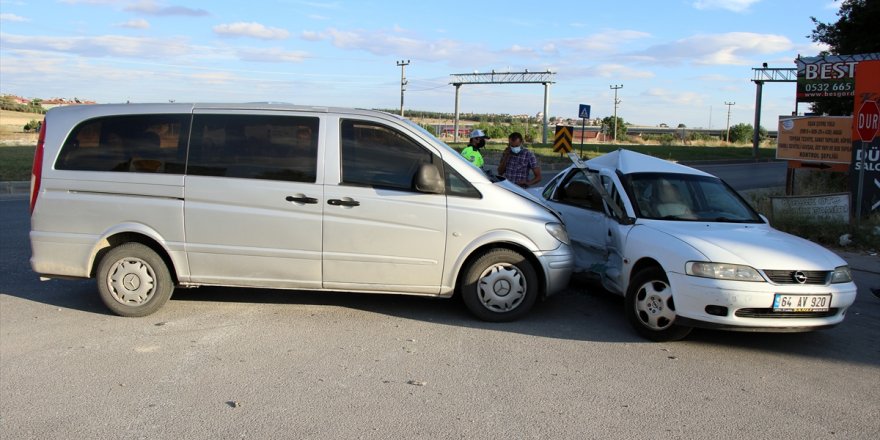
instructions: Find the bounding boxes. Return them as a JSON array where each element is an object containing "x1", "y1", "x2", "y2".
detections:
[{"x1": 1, "y1": 181, "x2": 29, "y2": 195}]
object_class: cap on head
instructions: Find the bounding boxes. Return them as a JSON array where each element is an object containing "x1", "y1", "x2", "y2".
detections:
[{"x1": 469, "y1": 129, "x2": 489, "y2": 139}]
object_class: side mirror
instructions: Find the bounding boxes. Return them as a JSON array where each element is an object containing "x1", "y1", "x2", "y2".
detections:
[{"x1": 414, "y1": 164, "x2": 445, "y2": 194}]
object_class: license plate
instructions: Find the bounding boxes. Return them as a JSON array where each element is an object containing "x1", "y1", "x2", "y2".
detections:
[{"x1": 772, "y1": 294, "x2": 831, "y2": 312}]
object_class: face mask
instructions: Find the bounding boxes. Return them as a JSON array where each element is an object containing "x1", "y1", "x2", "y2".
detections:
[
  {"x1": 475, "y1": 139, "x2": 486, "y2": 149},
  {"x1": 511, "y1": 146, "x2": 522, "y2": 154}
]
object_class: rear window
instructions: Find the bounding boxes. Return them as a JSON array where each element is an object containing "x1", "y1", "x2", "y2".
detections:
[
  {"x1": 56, "y1": 114, "x2": 190, "y2": 174},
  {"x1": 187, "y1": 114, "x2": 319, "y2": 183}
]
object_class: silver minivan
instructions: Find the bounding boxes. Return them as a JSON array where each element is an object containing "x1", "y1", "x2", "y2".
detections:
[{"x1": 29, "y1": 103, "x2": 572, "y2": 321}]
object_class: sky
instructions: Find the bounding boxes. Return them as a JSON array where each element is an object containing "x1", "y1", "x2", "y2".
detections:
[{"x1": 0, "y1": 0, "x2": 841, "y2": 129}]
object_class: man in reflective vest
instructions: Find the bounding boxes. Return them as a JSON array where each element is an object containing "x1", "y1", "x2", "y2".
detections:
[{"x1": 460, "y1": 129, "x2": 489, "y2": 169}]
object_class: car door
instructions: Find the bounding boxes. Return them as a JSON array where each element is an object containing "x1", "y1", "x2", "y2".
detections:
[
  {"x1": 321, "y1": 117, "x2": 447, "y2": 294},
  {"x1": 548, "y1": 169, "x2": 609, "y2": 273},
  {"x1": 599, "y1": 172, "x2": 630, "y2": 294},
  {"x1": 183, "y1": 111, "x2": 324, "y2": 289}
]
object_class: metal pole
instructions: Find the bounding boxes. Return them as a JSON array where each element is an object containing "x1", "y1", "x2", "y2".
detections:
[
  {"x1": 610, "y1": 84, "x2": 622, "y2": 143},
  {"x1": 855, "y1": 141, "x2": 867, "y2": 226},
  {"x1": 396, "y1": 60, "x2": 410, "y2": 117},
  {"x1": 724, "y1": 101, "x2": 735, "y2": 142},
  {"x1": 580, "y1": 117, "x2": 586, "y2": 156},
  {"x1": 542, "y1": 82, "x2": 550, "y2": 145},
  {"x1": 453, "y1": 83, "x2": 461, "y2": 143},
  {"x1": 752, "y1": 82, "x2": 763, "y2": 158}
]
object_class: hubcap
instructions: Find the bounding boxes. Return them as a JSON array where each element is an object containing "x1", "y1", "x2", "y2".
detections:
[
  {"x1": 477, "y1": 263, "x2": 526, "y2": 312},
  {"x1": 634, "y1": 280, "x2": 676, "y2": 330},
  {"x1": 107, "y1": 257, "x2": 155, "y2": 305}
]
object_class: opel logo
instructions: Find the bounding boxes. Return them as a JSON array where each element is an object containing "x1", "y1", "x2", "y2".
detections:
[{"x1": 793, "y1": 271, "x2": 808, "y2": 284}]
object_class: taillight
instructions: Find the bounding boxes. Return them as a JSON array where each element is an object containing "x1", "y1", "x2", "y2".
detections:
[{"x1": 30, "y1": 119, "x2": 46, "y2": 215}]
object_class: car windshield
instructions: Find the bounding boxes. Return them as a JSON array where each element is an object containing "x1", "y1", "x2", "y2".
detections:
[{"x1": 624, "y1": 172, "x2": 762, "y2": 222}]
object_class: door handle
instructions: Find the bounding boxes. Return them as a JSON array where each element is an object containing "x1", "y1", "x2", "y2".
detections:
[
  {"x1": 327, "y1": 198, "x2": 360, "y2": 207},
  {"x1": 286, "y1": 195, "x2": 318, "y2": 204}
]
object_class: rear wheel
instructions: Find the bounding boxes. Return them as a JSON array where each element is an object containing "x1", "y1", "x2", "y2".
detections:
[
  {"x1": 625, "y1": 266, "x2": 692, "y2": 341},
  {"x1": 460, "y1": 249, "x2": 538, "y2": 322},
  {"x1": 96, "y1": 243, "x2": 174, "y2": 317}
]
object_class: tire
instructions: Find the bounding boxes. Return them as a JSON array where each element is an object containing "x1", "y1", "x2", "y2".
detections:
[
  {"x1": 96, "y1": 243, "x2": 174, "y2": 317},
  {"x1": 460, "y1": 249, "x2": 538, "y2": 322},
  {"x1": 625, "y1": 266, "x2": 692, "y2": 342}
]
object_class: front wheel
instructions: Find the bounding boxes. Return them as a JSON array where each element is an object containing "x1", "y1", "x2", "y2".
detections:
[
  {"x1": 625, "y1": 266, "x2": 692, "y2": 342},
  {"x1": 96, "y1": 243, "x2": 174, "y2": 317},
  {"x1": 460, "y1": 249, "x2": 538, "y2": 322}
]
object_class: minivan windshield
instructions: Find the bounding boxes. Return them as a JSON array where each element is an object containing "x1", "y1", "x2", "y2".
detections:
[{"x1": 624, "y1": 172, "x2": 762, "y2": 223}]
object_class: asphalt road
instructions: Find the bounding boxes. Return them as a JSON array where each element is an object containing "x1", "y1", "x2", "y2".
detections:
[
  {"x1": 2, "y1": 197, "x2": 878, "y2": 439},
  {"x1": 689, "y1": 161, "x2": 787, "y2": 191}
]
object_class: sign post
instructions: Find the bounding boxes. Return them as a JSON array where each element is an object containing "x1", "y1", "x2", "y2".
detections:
[
  {"x1": 855, "y1": 100, "x2": 880, "y2": 224},
  {"x1": 578, "y1": 104, "x2": 591, "y2": 156}
]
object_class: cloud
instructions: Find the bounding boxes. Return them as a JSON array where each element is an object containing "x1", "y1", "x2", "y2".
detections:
[
  {"x1": 692, "y1": 0, "x2": 762, "y2": 12},
  {"x1": 236, "y1": 47, "x2": 310, "y2": 63},
  {"x1": 213, "y1": 22, "x2": 290, "y2": 40},
  {"x1": 190, "y1": 71, "x2": 237, "y2": 85},
  {"x1": 124, "y1": 0, "x2": 209, "y2": 17},
  {"x1": 0, "y1": 13, "x2": 28, "y2": 22},
  {"x1": 60, "y1": 0, "x2": 117, "y2": 4},
  {"x1": 631, "y1": 32, "x2": 792, "y2": 66},
  {"x1": 302, "y1": 27, "x2": 488, "y2": 64},
  {"x1": 642, "y1": 88, "x2": 705, "y2": 106},
  {"x1": 559, "y1": 63, "x2": 655, "y2": 80},
  {"x1": 555, "y1": 29, "x2": 652, "y2": 53},
  {"x1": 116, "y1": 19, "x2": 150, "y2": 29},
  {"x1": 0, "y1": 33, "x2": 190, "y2": 59}
]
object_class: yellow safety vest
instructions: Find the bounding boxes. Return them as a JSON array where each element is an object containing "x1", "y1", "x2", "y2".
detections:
[{"x1": 461, "y1": 146, "x2": 484, "y2": 168}]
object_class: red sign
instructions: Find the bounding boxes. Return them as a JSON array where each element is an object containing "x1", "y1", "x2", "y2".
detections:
[{"x1": 856, "y1": 100, "x2": 880, "y2": 141}]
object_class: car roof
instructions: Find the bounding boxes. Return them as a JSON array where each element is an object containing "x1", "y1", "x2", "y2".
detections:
[{"x1": 584, "y1": 149, "x2": 714, "y2": 177}]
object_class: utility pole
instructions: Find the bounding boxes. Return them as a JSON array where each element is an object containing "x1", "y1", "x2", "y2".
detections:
[
  {"x1": 610, "y1": 84, "x2": 623, "y2": 142},
  {"x1": 724, "y1": 101, "x2": 735, "y2": 142},
  {"x1": 397, "y1": 60, "x2": 410, "y2": 117}
]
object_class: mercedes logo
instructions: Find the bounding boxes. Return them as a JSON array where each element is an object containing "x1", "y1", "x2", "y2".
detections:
[{"x1": 793, "y1": 271, "x2": 808, "y2": 284}]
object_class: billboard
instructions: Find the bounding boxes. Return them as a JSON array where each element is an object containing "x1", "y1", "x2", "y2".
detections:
[
  {"x1": 796, "y1": 53, "x2": 880, "y2": 102},
  {"x1": 777, "y1": 116, "x2": 852, "y2": 163}
]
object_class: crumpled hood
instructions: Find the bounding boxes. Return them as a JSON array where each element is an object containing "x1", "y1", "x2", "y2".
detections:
[{"x1": 643, "y1": 221, "x2": 846, "y2": 270}]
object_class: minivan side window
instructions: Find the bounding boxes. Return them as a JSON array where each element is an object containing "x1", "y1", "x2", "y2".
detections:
[
  {"x1": 56, "y1": 114, "x2": 190, "y2": 174},
  {"x1": 188, "y1": 114, "x2": 319, "y2": 183},
  {"x1": 340, "y1": 119, "x2": 438, "y2": 192}
]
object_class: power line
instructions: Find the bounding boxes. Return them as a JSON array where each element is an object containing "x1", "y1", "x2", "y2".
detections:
[
  {"x1": 610, "y1": 84, "x2": 623, "y2": 142},
  {"x1": 724, "y1": 101, "x2": 735, "y2": 143},
  {"x1": 397, "y1": 60, "x2": 410, "y2": 117}
]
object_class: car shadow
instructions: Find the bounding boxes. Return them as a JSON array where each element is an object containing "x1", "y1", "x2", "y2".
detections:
[{"x1": 6, "y1": 265, "x2": 878, "y2": 368}]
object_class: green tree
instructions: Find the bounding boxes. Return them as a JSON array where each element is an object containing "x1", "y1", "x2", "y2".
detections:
[
  {"x1": 727, "y1": 123, "x2": 768, "y2": 143},
  {"x1": 601, "y1": 116, "x2": 627, "y2": 141},
  {"x1": 808, "y1": 0, "x2": 880, "y2": 115}
]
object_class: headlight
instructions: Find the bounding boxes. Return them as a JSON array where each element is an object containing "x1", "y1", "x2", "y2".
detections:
[
  {"x1": 545, "y1": 222, "x2": 570, "y2": 245},
  {"x1": 830, "y1": 265, "x2": 852, "y2": 284},
  {"x1": 686, "y1": 261, "x2": 765, "y2": 282}
]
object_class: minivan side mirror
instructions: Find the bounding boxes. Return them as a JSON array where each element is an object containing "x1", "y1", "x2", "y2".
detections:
[{"x1": 414, "y1": 164, "x2": 445, "y2": 194}]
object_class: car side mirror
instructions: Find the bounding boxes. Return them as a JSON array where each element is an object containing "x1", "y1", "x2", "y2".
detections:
[{"x1": 414, "y1": 163, "x2": 445, "y2": 194}]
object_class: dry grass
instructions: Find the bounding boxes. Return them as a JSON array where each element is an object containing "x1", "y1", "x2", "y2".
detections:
[{"x1": 0, "y1": 110, "x2": 42, "y2": 146}]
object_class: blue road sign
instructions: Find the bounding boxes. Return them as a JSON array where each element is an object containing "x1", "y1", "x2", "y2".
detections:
[{"x1": 579, "y1": 104, "x2": 591, "y2": 119}]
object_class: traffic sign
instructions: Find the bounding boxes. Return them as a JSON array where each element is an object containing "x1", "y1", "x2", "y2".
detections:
[
  {"x1": 579, "y1": 104, "x2": 591, "y2": 119},
  {"x1": 553, "y1": 126, "x2": 573, "y2": 153},
  {"x1": 856, "y1": 100, "x2": 879, "y2": 141}
]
